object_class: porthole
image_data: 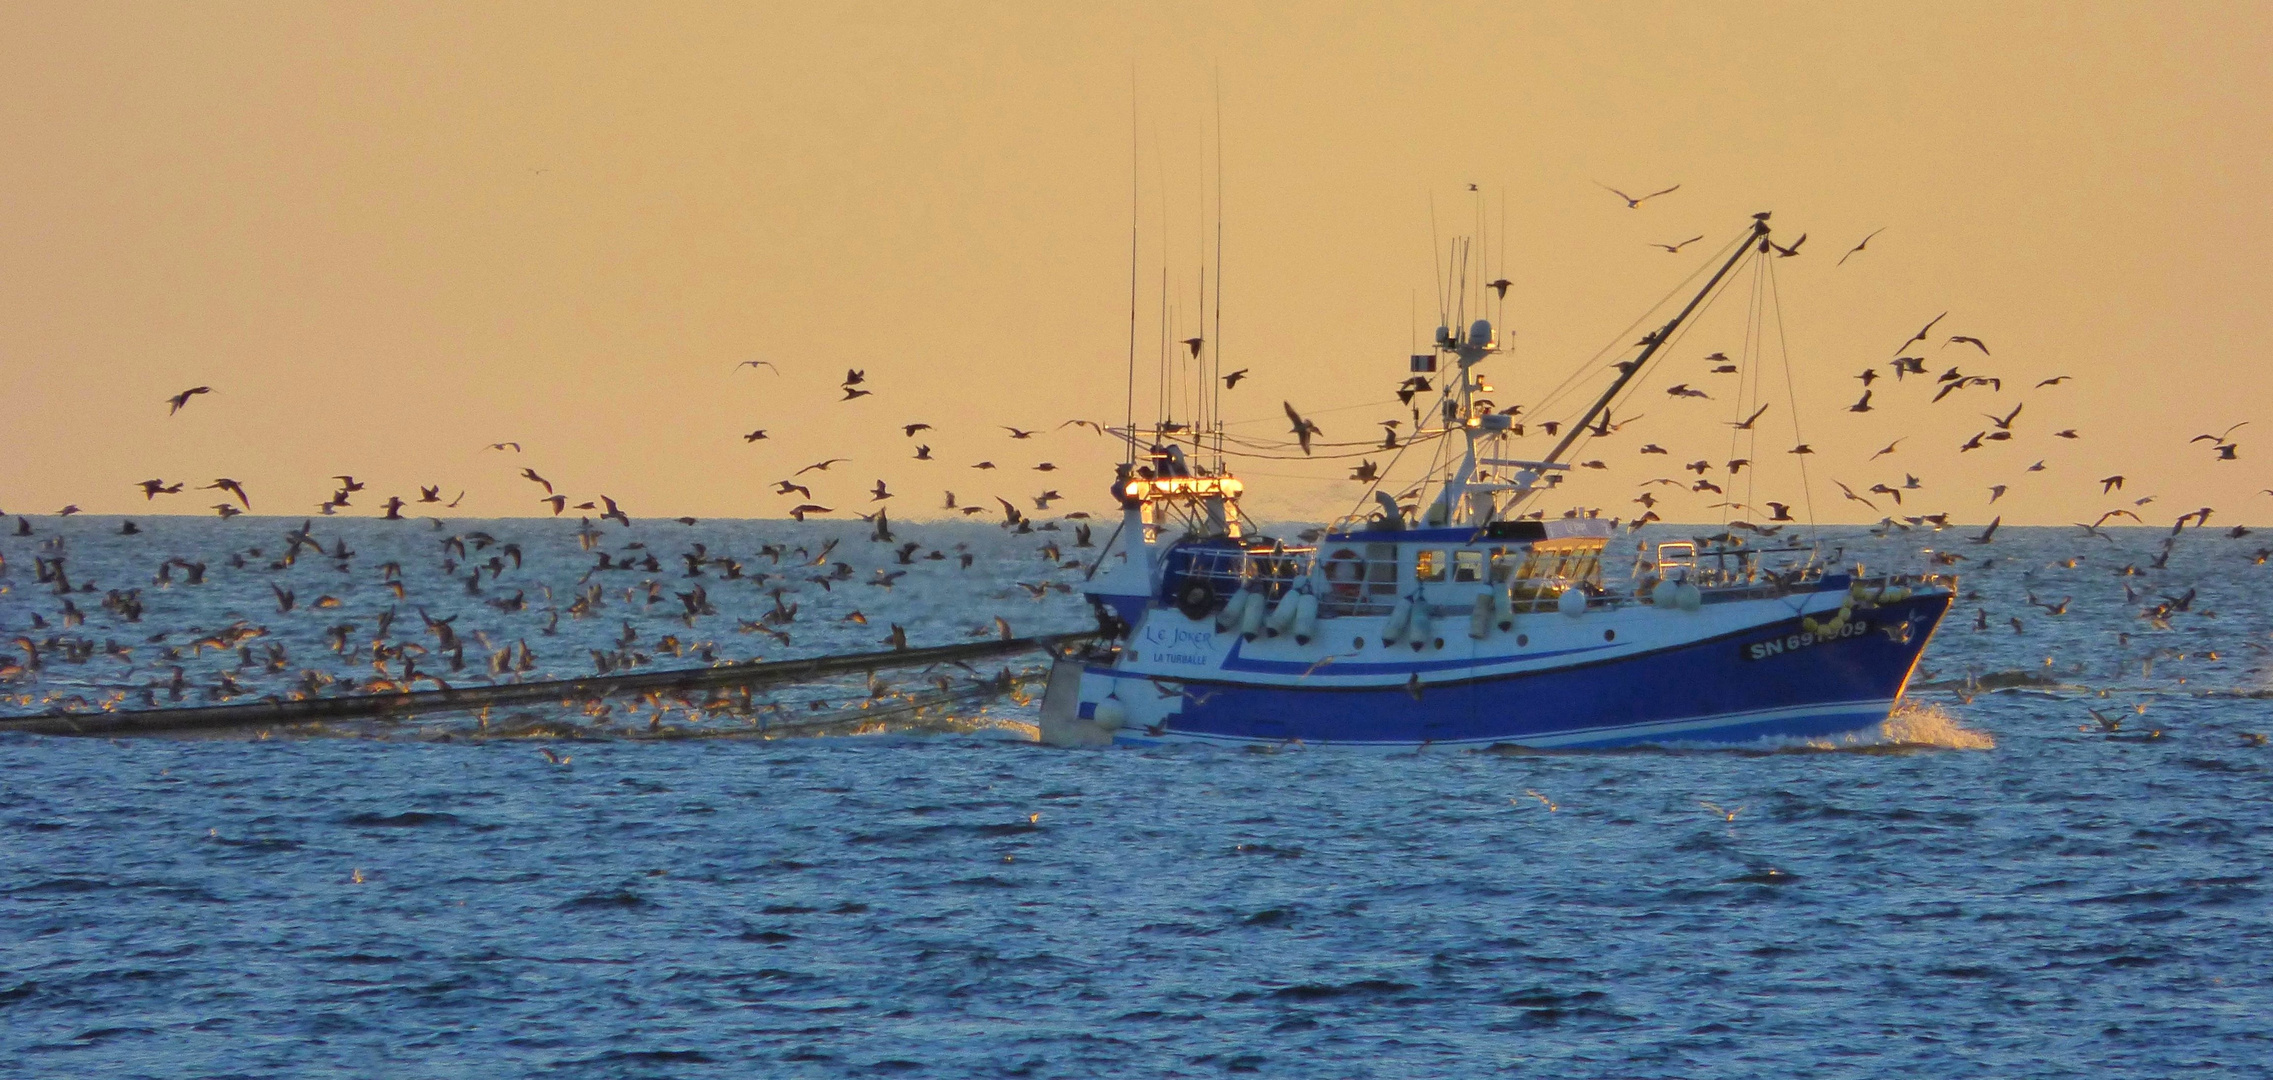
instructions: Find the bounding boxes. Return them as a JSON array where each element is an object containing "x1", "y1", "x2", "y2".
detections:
[
  {"x1": 1353, "y1": 638, "x2": 1365, "y2": 649},
  {"x1": 1604, "y1": 629, "x2": 1617, "y2": 642},
  {"x1": 1516, "y1": 634, "x2": 1529, "y2": 647},
  {"x1": 1433, "y1": 638, "x2": 1445, "y2": 650}
]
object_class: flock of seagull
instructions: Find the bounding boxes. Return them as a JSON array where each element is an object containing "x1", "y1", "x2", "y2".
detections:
[
  {"x1": 0, "y1": 359, "x2": 1134, "y2": 725},
  {"x1": 4, "y1": 181, "x2": 2266, "y2": 747},
  {"x1": 0, "y1": 496, "x2": 1099, "y2": 730}
]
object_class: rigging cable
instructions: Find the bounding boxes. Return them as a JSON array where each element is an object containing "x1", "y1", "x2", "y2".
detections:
[
  {"x1": 1523, "y1": 230, "x2": 1749, "y2": 423},
  {"x1": 1722, "y1": 252, "x2": 1767, "y2": 532},
  {"x1": 1541, "y1": 243, "x2": 1757, "y2": 493},
  {"x1": 1766, "y1": 255, "x2": 1821, "y2": 551},
  {"x1": 1332, "y1": 373, "x2": 1469, "y2": 527}
]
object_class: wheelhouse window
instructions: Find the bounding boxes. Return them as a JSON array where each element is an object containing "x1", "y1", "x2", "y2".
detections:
[
  {"x1": 1453, "y1": 550, "x2": 1485, "y2": 583},
  {"x1": 1414, "y1": 549, "x2": 1448, "y2": 583},
  {"x1": 1503, "y1": 538, "x2": 1608, "y2": 608}
]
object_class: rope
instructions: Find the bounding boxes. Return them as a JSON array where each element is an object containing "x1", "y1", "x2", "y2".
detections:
[
  {"x1": 1222, "y1": 429, "x2": 1450, "y2": 463},
  {"x1": 1220, "y1": 397, "x2": 1404, "y2": 429},
  {"x1": 2, "y1": 632, "x2": 1101, "y2": 737}
]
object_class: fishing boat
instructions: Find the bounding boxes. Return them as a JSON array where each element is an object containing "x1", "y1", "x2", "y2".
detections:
[{"x1": 1041, "y1": 212, "x2": 1954, "y2": 749}]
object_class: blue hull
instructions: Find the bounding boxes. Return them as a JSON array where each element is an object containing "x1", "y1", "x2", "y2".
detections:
[{"x1": 1098, "y1": 593, "x2": 1951, "y2": 749}]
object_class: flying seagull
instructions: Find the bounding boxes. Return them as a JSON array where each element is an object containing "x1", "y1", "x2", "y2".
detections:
[
  {"x1": 1836, "y1": 227, "x2": 1886, "y2": 266},
  {"x1": 1596, "y1": 182, "x2": 1680, "y2": 208},
  {"x1": 1283, "y1": 401, "x2": 1323, "y2": 455},
  {"x1": 166, "y1": 386, "x2": 212, "y2": 415}
]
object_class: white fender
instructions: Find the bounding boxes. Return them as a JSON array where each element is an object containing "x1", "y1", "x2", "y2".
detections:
[
  {"x1": 1408, "y1": 601, "x2": 1434, "y2": 650},
  {"x1": 1676, "y1": 583, "x2": 1703, "y2": 612},
  {"x1": 1291, "y1": 593, "x2": 1321, "y2": 645},
  {"x1": 1557, "y1": 587, "x2": 1587, "y2": 617},
  {"x1": 1493, "y1": 589, "x2": 1515, "y2": 631},
  {"x1": 1651, "y1": 580, "x2": 1679, "y2": 607},
  {"x1": 1264, "y1": 591, "x2": 1302, "y2": 638},
  {"x1": 1093, "y1": 695, "x2": 1128, "y2": 731},
  {"x1": 1215, "y1": 589, "x2": 1252, "y2": 632},
  {"x1": 1469, "y1": 594, "x2": 1494, "y2": 639},
  {"x1": 1381, "y1": 599, "x2": 1413, "y2": 644},
  {"x1": 1238, "y1": 589, "x2": 1269, "y2": 640}
]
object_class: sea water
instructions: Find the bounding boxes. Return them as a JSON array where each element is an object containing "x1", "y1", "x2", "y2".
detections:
[{"x1": 3, "y1": 517, "x2": 2268, "y2": 1077}]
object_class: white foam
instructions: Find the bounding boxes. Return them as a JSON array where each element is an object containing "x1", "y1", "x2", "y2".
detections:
[{"x1": 1855, "y1": 699, "x2": 1995, "y2": 750}]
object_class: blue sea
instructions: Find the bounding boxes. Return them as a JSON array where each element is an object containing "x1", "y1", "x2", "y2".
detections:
[{"x1": 3, "y1": 516, "x2": 2269, "y2": 1077}]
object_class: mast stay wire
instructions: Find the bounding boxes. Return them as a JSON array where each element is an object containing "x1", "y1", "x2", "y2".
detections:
[
  {"x1": 1766, "y1": 256, "x2": 1821, "y2": 553},
  {"x1": 1722, "y1": 254, "x2": 1768, "y2": 531},
  {"x1": 1338, "y1": 225, "x2": 1751, "y2": 529},
  {"x1": 1538, "y1": 244, "x2": 1759, "y2": 487},
  {"x1": 1220, "y1": 429, "x2": 1433, "y2": 453},
  {"x1": 1218, "y1": 397, "x2": 1404, "y2": 429},
  {"x1": 1220, "y1": 430, "x2": 1449, "y2": 464},
  {"x1": 1205, "y1": 217, "x2": 1764, "y2": 531},
  {"x1": 1324, "y1": 221, "x2": 1761, "y2": 529},
  {"x1": 1333, "y1": 369, "x2": 1472, "y2": 526},
  {"x1": 1521, "y1": 229, "x2": 1750, "y2": 424},
  {"x1": 1742, "y1": 255, "x2": 1766, "y2": 525},
  {"x1": 1218, "y1": 233, "x2": 1725, "y2": 446},
  {"x1": 1103, "y1": 423, "x2": 1446, "y2": 463},
  {"x1": 1331, "y1": 224, "x2": 1756, "y2": 530}
]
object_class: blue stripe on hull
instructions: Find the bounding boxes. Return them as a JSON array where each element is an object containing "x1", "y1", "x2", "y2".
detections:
[{"x1": 1119, "y1": 593, "x2": 1950, "y2": 749}]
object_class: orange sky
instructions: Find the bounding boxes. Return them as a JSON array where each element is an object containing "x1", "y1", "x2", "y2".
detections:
[{"x1": 3, "y1": 3, "x2": 2268, "y2": 527}]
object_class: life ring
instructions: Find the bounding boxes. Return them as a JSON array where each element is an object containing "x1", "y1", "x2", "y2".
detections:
[
  {"x1": 1175, "y1": 580, "x2": 1218, "y2": 621},
  {"x1": 1321, "y1": 548, "x2": 1364, "y2": 601}
]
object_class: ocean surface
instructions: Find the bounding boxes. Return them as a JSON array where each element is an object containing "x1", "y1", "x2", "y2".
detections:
[{"x1": 3, "y1": 515, "x2": 2270, "y2": 1078}]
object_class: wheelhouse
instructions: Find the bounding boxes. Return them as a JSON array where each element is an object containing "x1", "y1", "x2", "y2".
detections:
[{"x1": 1315, "y1": 519, "x2": 1614, "y2": 617}]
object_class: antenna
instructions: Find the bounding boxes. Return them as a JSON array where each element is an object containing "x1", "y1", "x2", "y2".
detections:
[
  {"x1": 1428, "y1": 193, "x2": 1444, "y2": 329},
  {"x1": 1123, "y1": 75, "x2": 1139, "y2": 467},
  {"x1": 1156, "y1": 127, "x2": 1170, "y2": 441},
  {"x1": 1455, "y1": 237, "x2": 1470, "y2": 331},
  {"x1": 1196, "y1": 113, "x2": 1207, "y2": 459},
  {"x1": 1474, "y1": 184, "x2": 1485, "y2": 322},
  {"x1": 1212, "y1": 72, "x2": 1226, "y2": 472},
  {"x1": 1497, "y1": 186, "x2": 1508, "y2": 332},
  {"x1": 1157, "y1": 261, "x2": 1169, "y2": 439}
]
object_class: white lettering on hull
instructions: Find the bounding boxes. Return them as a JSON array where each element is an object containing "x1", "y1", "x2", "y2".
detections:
[
  {"x1": 1743, "y1": 619, "x2": 1870, "y2": 661},
  {"x1": 1139, "y1": 623, "x2": 1218, "y2": 667}
]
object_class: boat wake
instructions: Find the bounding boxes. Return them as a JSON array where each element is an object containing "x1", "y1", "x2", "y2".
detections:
[
  {"x1": 1579, "y1": 699, "x2": 1995, "y2": 755},
  {"x1": 1832, "y1": 699, "x2": 1994, "y2": 751}
]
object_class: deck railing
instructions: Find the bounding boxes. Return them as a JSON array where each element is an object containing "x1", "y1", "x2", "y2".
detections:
[{"x1": 1161, "y1": 546, "x2": 1317, "y2": 605}]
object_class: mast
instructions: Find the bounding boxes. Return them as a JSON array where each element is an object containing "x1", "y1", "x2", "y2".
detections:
[
  {"x1": 1122, "y1": 86, "x2": 1140, "y2": 469},
  {"x1": 1540, "y1": 214, "x2": 1773, "y2": 469},
  {"x1": 1211, "y1": 76, "x2": 1226, "y2": 473}
]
